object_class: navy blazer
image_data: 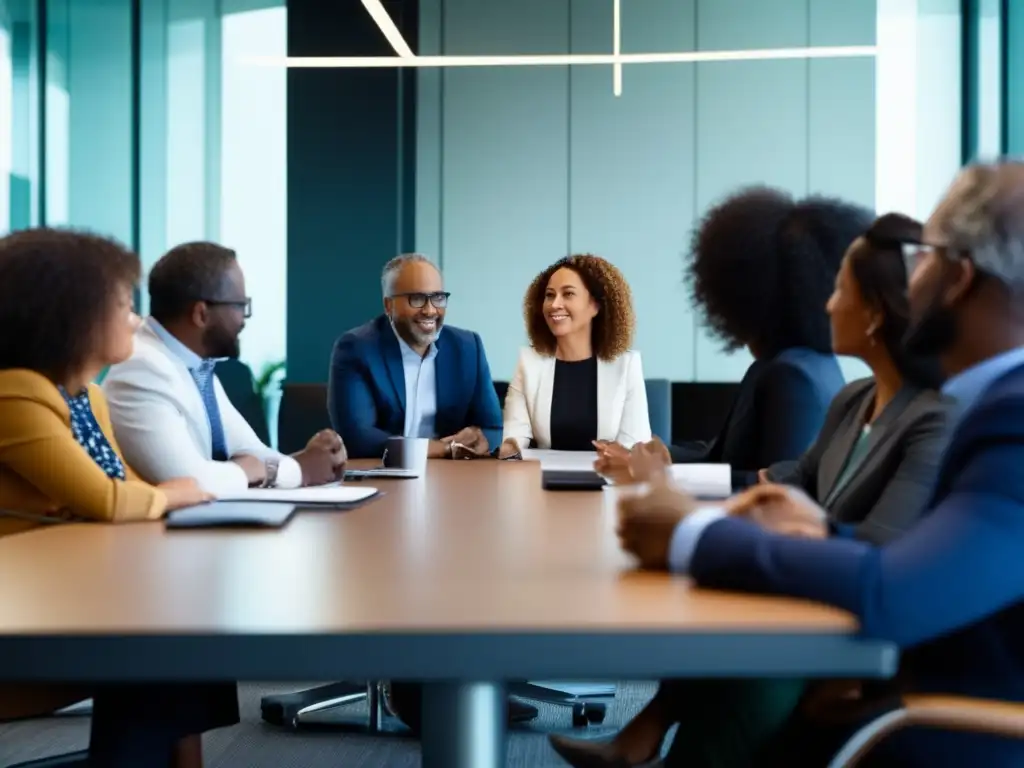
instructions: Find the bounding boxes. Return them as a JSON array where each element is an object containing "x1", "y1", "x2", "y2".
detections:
[
  {"x1": 670, "y1": 347, "x2": 845, "y2": 488},
  {"x1": 690, "y1": 362, "x2": 1024, "y2": 766},
  {"x1": 328, "y1": 315, "x2": 503, "y2": 458}
]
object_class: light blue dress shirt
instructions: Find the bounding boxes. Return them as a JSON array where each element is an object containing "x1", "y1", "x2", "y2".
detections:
[
  {"x1": 393, "y1": 326, "x2": 439, "y2": 439},
  {"x1": 667, "y1": 345, "x2": 1024, "y2": 574}
]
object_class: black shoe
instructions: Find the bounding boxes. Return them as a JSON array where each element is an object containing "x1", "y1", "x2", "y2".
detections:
[{"x1": 509, "y1": 698, "x2": 539, "y2": 723}]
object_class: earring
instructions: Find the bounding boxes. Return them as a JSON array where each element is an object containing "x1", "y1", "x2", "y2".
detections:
[{"x1": 866, "y1": 327, "x2": 878, "y2": 347}]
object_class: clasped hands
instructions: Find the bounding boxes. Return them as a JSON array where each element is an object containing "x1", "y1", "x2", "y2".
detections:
[{"x1": 598, "y1": 438, "x2": 828, "y2": 570}]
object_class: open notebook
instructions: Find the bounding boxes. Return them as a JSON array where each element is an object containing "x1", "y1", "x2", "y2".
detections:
[{"x1": 217, "y1": 484, "x2": 380, "y2": 506}]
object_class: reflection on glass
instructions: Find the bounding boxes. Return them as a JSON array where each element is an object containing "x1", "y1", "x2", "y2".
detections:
[{"x1": 1, "y1": 0, "x2": 40, "y2": 235}]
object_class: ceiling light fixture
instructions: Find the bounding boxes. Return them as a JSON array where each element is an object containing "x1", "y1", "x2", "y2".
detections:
[
  {"x1": 241, "y1": 45, "x2": 877, "y2": 70},
  {"x1": 612, "y1": 0, "x2": 622, "y2": 96},
  {"x1": 360, "y1": 0, "x2": 415, "y2": 58}
]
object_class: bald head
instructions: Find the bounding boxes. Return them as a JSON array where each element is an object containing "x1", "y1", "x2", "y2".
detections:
[{"x1": 925, "y1": 161, "x2": 1024, "y2": 293}]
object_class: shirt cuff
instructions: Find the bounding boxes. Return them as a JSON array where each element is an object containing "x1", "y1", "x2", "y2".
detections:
[
  {"x1": 276, "y1": 455, "x2": 304, "y2": 488},
  {"x1": 667, "y1": 506, "x2": 728, "y2": 574},
  {"x1": 830, "y1": 521, "x2": 856, "y2": 539}
]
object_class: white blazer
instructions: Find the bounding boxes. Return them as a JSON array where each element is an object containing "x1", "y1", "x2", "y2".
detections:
[
  {"x1": 102, "y1": 321, "x2": 301, "y2": 495},
  {"x1": 503, "y1": 347, "x2": 652, "y2": 451}
]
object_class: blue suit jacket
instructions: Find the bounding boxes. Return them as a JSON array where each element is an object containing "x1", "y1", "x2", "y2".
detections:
[
  {"x1": 328, "y1": 315, "x2": 503, "y2": 459},
  {"x1": 691, "y1": 363, "x2": 1024, "y2": 766}
]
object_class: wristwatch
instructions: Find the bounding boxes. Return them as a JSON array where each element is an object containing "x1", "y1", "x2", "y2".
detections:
[{"x1": 261, "y1": 459, "x2": 280, "y2": 488}]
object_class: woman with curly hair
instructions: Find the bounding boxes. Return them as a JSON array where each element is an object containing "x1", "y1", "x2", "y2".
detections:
[
  {"x1": 0, "y1": 228, "x2": 236, "y2": 768},
  {"x1": 597, "y1": 187, "x2": 871, "y2": 487},
  {"x1": 498, "y1": 254, "x2": 651, "y2": 457}
]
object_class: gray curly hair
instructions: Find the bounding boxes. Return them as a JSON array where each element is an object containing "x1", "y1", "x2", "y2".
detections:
[{"x1": 926, "y1": 160, "x2": 1024, "y2": 292}]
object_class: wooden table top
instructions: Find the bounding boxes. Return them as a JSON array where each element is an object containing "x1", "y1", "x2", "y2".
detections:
[{"x1": 0, "y1": 460, "x2": 855, "y2": 635}]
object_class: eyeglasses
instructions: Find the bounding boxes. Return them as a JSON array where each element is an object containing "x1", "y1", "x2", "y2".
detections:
[
  {"x1": 390, "y1": 292, "x2": 450, "y2": 309},
  {"x1": 202, "y1": 297, "x2": 252, "y2": 318}
]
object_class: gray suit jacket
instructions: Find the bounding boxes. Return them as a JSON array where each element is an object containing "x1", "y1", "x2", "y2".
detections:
[{"x1": 767, "y1": 378, "x2": 952, "y2": 545}]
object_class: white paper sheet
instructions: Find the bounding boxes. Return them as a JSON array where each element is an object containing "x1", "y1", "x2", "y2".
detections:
[
  {"x1": 668, "y1": 464, "x2": 731, "y2": 499},
  {"x1": 520, "y1": 449, "x2": 599, "y2": 472},
  {"x1": 218, "y1": 485, "x2": 379, "y2": 504}
]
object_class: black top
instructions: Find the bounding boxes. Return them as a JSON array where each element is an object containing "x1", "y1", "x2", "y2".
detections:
[{"x1": 549, "y1": 356, "x2": 599, "y2": 451}]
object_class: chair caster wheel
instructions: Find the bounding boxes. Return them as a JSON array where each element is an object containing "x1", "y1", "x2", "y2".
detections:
[{"x1": 571, "y1": 702, "x2": 606, "y2": 727}]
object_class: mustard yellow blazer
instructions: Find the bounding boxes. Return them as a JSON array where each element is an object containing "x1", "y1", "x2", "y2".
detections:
[{"x1": 0, "y1": 369, "x2": 166, "y2": 538}]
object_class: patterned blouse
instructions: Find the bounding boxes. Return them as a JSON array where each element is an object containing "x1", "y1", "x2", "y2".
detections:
[{"x1": 60, "y1": 387, "x2": 127, "y2": 481}]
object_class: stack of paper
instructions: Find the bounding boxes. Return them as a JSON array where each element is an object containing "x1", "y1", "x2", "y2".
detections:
[
  {"x1": 218, "y1": 485, "x2": 379, "y2": 506},
  {"x1": 668, "y1": 464, "x2": 731, "y2": 499},
  {"x1": 521, "y1": 449, "x2": 599, "y2": 472}
]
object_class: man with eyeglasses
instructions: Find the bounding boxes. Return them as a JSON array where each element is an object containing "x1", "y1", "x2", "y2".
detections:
[
  {"x1": 328, "y1": 252, "x2": 503, "y2": 459},
  {"x1": 104, "y1": 241, "x2": 346, "y2": 495},
  {"x1": 609, "y1": 161, "x2": 1024, "y2": 768}
]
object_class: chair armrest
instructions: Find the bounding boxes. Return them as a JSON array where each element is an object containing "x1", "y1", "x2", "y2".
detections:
[{"x1": 827, "y1": 695, "x2": 1024, "y2": 768}]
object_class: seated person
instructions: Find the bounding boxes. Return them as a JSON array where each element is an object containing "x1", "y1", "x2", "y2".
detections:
[
  {"x1": 597, "y1": 187, "x2": 872, "y2": 487},
  {"x1": 329, "y1": 253, "x2": 502, "y2": 459},
  {"x1": 618, "y1": 161, "x2": 1024, "y2": 768},
  {"x1": 550, "y1": 213, "x2": 951, "y2": 768},
  {"x1": 104, "y1": 242, "x2": 346, "y2": 494},
  {"x1": 498, "y1": 254, "x2": 651, "y2": 456},
  {"x1": 0, "y1": 228, "x2": 236, "y2": 768}
]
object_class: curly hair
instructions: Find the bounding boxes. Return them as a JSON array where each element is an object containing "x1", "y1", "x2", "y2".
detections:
[
  {"x1": 687, "y1": 186, "x2": 873, "y2": 355},
  {"x1": 0, "y1": 228, "x2": 141, "y2": 383},
  {"x1": 149, "y1": 241, "x2": 238, "y2": 324},
  {"x1": 523, "y1": 254, "x2": 636, "y2": 360}
]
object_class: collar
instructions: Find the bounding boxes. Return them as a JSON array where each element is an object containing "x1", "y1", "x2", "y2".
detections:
[
  {"x1": 942, "y1": 346, "x2": 1024, "y2": 414},
  {"x1": 390, "y1": 320, "x2": 440, "y2": 363},
  {"x1": 147, "y1": 318, "x2": 223, "y2": 371}
]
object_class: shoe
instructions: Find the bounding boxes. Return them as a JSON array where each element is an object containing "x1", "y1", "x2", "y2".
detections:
[
  {"x1": 509, "y1": 698, "x2": 539, "y2": 723},
  {"x1": 548, "y1": 734, "x2": 633, "y2": 768}
]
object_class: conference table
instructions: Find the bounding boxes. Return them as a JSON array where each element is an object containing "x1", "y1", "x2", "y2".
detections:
[{"x1": 0, "y1": 459, "x2": 897, "y2": 767}]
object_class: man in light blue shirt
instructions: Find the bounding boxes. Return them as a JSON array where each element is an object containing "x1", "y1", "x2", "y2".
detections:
[{"x1": 328, "y1": 253, "x2": 503, "y2": 459}]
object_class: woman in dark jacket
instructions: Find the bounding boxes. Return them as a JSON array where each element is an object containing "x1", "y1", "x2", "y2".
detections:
[{"x1": 554, "y1": 213, "x2": 950, "y2": 768}]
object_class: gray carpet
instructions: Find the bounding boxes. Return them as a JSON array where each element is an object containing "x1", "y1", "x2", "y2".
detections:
[{"x1": 0, "y1": 682, "x2": 657, "y2": 767}]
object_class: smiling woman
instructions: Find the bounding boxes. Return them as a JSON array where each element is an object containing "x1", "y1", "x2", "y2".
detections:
[{"x1": 499, "y1": 254, "x2": 652, "y2": 455}]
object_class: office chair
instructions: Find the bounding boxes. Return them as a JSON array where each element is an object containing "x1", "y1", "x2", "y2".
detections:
[
  {"x1": 215, "y1": 358, "x2": 271, "y2": 444},
  {"x1": 276, "y1": 382, "x2": 332, "y2": 454},
  {"x1": 827, "y1": 695, "x2": 1024, "y2": 767},
  {"x1": 644, "y1": 378, "x2": 673, "y2": 444}
]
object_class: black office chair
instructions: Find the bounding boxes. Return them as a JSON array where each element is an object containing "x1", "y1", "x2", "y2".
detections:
[
  {"x1": 215, "y1": 358, "x2": 270, "y2": 444},
  {"x1": 276, "y1": 382, "x2": 332, "y2": 454}
]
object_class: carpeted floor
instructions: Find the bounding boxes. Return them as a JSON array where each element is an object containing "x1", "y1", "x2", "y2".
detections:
[{"x1": 0, "y1": 682, "x2": 658, "y2": 767}]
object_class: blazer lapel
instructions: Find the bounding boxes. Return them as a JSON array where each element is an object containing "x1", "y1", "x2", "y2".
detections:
[
  {"x1": 378, "y1": 327, "x2": 407, "y2": 414},
  {"x1": 434, "y1": 333, "x2": 452, "y2": 423},
  {"x1": 139, "y1": 323, "x2": 211, "y2": 448},
  {"x1": 534, "y1": 356, "x2": 556, "y2": 449},
  {"x1": 818, "y1": 391, "x2": 874, "y2": 502},
  {"x1": 596, "y1": 358, "x2": 620, "y2": 442},
  {"x1": 822, "y1": 386, "x2": 918, "y2": 506}
]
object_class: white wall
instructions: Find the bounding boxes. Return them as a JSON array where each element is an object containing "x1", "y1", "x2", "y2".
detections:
[{"x1": 417, "y1": 0, "x2": 962, "y2": 384}]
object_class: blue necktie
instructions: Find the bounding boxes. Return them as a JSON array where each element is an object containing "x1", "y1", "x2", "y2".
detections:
[{"x1": 191, "y1": 360, "x2": 228, "y2": 461}]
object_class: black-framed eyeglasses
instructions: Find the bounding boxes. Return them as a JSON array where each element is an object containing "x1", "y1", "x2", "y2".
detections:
[
  {"x1": 390, "y1": 291, "x2": 450, "y2": 309},
  {"x1": 201, "y1": 297, "x2": 252, "y2": 318}
]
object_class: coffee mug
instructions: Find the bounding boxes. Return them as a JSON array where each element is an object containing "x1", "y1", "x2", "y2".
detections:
[{"x1": 383, "y1": 437, "x2": 430, "y2": 475}]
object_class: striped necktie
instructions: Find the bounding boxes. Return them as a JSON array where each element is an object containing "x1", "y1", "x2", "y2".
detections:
[{"x1": 191, "y1": 360, "x2": 228, "y2": 461}]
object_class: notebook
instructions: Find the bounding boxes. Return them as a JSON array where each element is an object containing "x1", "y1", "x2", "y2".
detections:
[
  {"x1": 216, "y1": 484, "x2": 380, "y2": 507},
  {"x1": 165, "y1": 501, "x2": 297, "y2": 529}
]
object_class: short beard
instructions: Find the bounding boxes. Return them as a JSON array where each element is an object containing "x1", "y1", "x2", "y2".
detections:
[
  {"x1": 202, "y1": 325, "x2": 241, "y2": 359},
  {"x1": 392, "y1": 315, "x2": 442, "y2": 348},
  {"x1": 903, "y1": 291, "x2": 958, "y2": 359}
]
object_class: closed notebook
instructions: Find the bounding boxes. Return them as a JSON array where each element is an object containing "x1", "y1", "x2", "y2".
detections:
[{"x1": 165, "y1": 501, "x2": 298, "y2": 529}]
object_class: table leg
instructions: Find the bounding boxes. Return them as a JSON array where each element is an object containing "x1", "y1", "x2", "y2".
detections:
[{"x1": 420, "y1": 681, "x2": 506, "y2": 768}]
